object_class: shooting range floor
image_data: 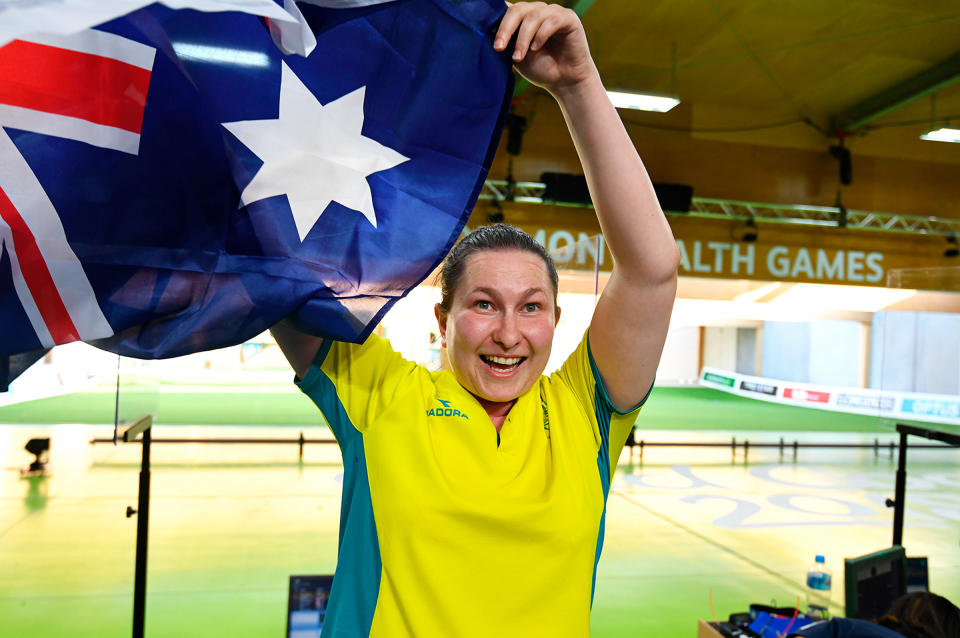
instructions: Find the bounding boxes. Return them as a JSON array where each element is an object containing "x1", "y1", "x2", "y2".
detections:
[
  {"x1": 1, "y1": 390, "x2": 958, "y2": 637},
  {"x1": 0, "y1": 384, "x2": 903, "y2": 431}
]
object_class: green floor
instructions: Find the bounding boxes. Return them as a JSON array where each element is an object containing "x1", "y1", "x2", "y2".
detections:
[
  {"x1": 2, "y1": 422, "x2": 958, "y2": 637},
  {"x1": 0, "y1": 384, "x2": 897, "y2": 432}
]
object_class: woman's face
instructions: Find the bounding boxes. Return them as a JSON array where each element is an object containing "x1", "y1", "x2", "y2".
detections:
[{"x1": 436, "y1": 248, "x2": 559, "y2": 408}]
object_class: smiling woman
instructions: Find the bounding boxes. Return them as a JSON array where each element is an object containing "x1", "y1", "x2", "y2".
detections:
[
  {"x1": 434, "y1": 227, "x2": 561, "y2": 428},
  {"x1": 268, "y1": 2, "x2": 679, "y2": 636}
]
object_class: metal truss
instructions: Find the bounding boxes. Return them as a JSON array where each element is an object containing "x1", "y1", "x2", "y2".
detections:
[{"x1": 479, "y1": 180, "x2": 960, "y2": 237}]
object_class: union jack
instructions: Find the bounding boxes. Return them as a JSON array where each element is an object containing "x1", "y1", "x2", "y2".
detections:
[{"x1": 0, "y1": 29, "x2": 155, "y2": 347}]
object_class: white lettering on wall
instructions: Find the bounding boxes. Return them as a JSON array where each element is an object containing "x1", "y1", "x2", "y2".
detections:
[
  {"x1": 731, "y1": 244, "x2": 755, "y2": 275},
  {"x1": 866, "y1": 252, "x2": 883, "y2": 283},
  {"x1": 531, "y1": 228, "x2": 884, "y2": 284},
  {"x1": 790, "y1": 247, "x2": 814, "y2": 278},
  {"x1": 847, "y1": 250, "x2": 865, "y2": 282},
  {"x1": 707, "y1": 242, "x2": 731, "y2": 272},
  {"x1": 677, "y1": 240, "x2": 692, "y2": 272},
  {"x1": 692, "y1": 241, "x2": 711, "y2": 272},
  {"x1": 548, "y1": 230, "x2": 576, "y2": 263},
  {"x1": 767, "y1": 246, "x2": 790, "y2": 277},
  {"x1": 577, "y1": 232, "x2": 605, "y2": 266},
  {"x1": 816, "y1": 249, "x2": 843, "y2": 279}
]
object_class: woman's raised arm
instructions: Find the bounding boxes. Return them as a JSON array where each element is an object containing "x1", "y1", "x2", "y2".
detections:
[{"x1": 496, "y1": 2, "x2": 680, "y2": 411}]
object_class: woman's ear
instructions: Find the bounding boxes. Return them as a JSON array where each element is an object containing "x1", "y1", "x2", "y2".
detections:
[{"x1": 434, "y1": 304, "x2": 447, "y2": 343}]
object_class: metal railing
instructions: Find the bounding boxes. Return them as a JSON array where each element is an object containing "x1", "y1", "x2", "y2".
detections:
[{"x1": 479, "y1": 180, "x2": 960, "y2": 237}]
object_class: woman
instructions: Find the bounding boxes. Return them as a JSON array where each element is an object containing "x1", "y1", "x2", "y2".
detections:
[{"x1": 271, "y1": 3, "x2": 679, "y2": 635}]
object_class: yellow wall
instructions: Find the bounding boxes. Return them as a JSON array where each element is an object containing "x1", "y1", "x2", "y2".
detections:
[
  {"x1": 470, "y1": 203, "x2": 956, "y2": 289},
  {"x1": 493, "y1": 95, "x2": 960, "y2": 220}
]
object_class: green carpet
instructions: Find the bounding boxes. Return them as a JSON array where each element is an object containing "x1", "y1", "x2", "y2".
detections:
[
  {"x1": 639, "y1": 387, "x2": 893, "y2": 433},
  {"x1": 0, "y1": 385, "x2": 901, "y2": 431}
]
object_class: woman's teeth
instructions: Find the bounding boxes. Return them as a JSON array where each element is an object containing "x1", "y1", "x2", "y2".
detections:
[{"x1": 482, "y1": 355, "x2": 523, "y2": 370}]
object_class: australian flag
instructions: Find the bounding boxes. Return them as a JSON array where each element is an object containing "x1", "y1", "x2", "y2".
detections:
[{"x1": 0, "y1": 0, "x2": 513, "y2": 388}]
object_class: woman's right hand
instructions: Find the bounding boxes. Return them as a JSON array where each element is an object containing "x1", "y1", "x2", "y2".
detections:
[{"x1": 493, "y1": 2, "x2": 599, "y2": 98}]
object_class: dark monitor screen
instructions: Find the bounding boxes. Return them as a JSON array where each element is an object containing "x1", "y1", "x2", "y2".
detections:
[
  {"x1": 287, "y1": 575, "x2": 333, "y2": 638},
  {"x1": 906, "y1": 556, "x2": 929, "y2": 593},
  {"x1": 844, "y1": 546, "x2": 907, "y2": 620}
]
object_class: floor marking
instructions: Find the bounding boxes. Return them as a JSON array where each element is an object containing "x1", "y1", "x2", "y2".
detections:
[{"x1": 613, "y1": 491, "x2": 811, "y2": 598}]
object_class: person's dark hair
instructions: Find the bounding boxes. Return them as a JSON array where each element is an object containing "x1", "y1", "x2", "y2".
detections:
[
  {"x1": 877, "y1": 592, "x2": 960, "y2": 638},
  {"x1": 436, "y1": 223, "x2": 558, "y2": 314}
]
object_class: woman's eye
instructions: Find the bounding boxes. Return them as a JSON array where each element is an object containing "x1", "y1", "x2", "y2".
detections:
[
  {"x1": 524, "y1": 303, "x2": 540, "y2": 312},
  {"x1": 476, "y1": 300, "x2": 491, "y2": 310}
]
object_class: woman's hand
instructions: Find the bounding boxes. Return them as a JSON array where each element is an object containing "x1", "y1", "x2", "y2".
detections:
[
  {"x1": 494, "y1": 5, "x2": 679, "y2": 413},
  {"x1": 493, "y1": 2, "x2": 598, "y2": 96}
]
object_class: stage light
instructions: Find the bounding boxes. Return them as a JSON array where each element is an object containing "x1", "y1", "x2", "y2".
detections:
[
  {"x1": 829, "y1": 143, "x2": 853, "y2": 185},
  {"x1": 920, "y1": 127, "x2": 960, "y2": 143},
  {"x1": 486, "y1": 199, "x2": 505, "y2": 224},
  {"x1": 945, "y1": 233, "x2": 959, "y2": 258},
  {"x1": 739, "y1": 218, "x2": 758, "y2": 243},
  {"x1": 606, "y1": 90, "x2": 680, "y2": 112}
]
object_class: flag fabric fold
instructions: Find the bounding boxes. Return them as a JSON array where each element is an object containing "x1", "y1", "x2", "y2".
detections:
[{"x1": 0, "y1": 0, "x2": 513, "y2": 385}]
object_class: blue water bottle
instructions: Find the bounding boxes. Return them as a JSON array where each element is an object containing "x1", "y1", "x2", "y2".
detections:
[{"x1": 806, "y1": 555, "x2": 832, "y2": 617}]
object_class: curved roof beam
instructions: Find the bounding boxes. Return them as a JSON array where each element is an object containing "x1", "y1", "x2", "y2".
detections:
[{"x1": 831, "y1": 50, "x2": 960, "y2": 135}]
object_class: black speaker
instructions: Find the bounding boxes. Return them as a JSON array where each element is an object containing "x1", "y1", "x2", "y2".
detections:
[
  {"x1": 541, "y1": 172, "x2": 591, "y2": 204},
  {"x1": 540, "y1": 173, "x2": 693, "y2": 212},
  {"x1": 506, "y1": 114, "x2": 526, "y2": 156},
  {"x1": 653, "y1": 182, "x2": 693, "y2": 213}
]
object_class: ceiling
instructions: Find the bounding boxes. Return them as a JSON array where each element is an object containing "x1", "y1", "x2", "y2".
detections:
[{"x1": 523, "y1": 0, "x2": 960, "y2": 163}]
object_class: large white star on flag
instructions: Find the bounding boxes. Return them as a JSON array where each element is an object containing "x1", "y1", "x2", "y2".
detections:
[{"x1": 223, "y1": 62, "x2": 409, "y2": 241}]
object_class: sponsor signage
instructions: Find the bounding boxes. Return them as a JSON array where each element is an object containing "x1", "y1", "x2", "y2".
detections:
[
  {"x1": 699, "y1": 367, "x2": 960, "y2": 426},
  {"x1": 784, "y1": 388, "x2": 830, "y2": 403},
  {"x1": 836, "y1": 393, "x2": 896, "y2": 412},
  {"x1": 901, "y1": 399, "x2": 960, "y2": 419},
  {"x1": 740, "y1": 380, "x2": 777, "y2": 396},
  {"x1": 703, "y1": 372, "x2": 735, "y2": 387}
]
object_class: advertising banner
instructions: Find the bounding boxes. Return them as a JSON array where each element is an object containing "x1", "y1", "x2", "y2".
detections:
[{"x1": 699, "y1": 366, "x2": 960, "y2": 426}]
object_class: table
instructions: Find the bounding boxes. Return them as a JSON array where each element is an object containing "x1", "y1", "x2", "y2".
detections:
[
  {"x1": 698, "y1": 619, "x2": 725, "y2": 637},
  {"x1": 890, "y1": 422, "x2": 960, "y2": 546}
]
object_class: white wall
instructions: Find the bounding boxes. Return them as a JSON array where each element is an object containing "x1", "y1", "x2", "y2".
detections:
[
  {"x1": 657, "y1": 326, "x2": 701, "y2": 385},
  {"x1": 762, "y1": 320, "x2": 864, "y2": 387},
  {"x1": 703, "y1": 327, "x2": 737, "y2": 371},
  {"x1": 871, "y1": 312, "x2": 960, "y2": 394}
]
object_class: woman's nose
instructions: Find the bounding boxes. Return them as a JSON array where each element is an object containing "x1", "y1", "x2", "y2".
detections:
[{"x1": 492, "y1": 312, "x2": 521, "y2": 349}]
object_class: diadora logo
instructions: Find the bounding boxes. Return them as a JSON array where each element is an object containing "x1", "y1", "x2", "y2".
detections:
[{"x1": 426, "y1": 398, "x2": 469, "y2": 419}]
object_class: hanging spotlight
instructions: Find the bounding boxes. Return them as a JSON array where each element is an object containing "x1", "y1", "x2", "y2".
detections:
[
  {"x1": 734, "y1": 217, "x2": 758, "y2": 243},
  {"x1": 945, "y1": 232, "x2": 959, "y2": 258},
  {"x1": 836, "y1": 203, "x2": 848, "y2": 228},
  {"x1": 486, "y1": 199, "x2": 505, "y2": 224},
  {"x1": 829, "y1": 142, "x2": 853, "y2": 185},
  {"x1": 506, "y1": 113, "x2": 526, "y2": 156}
]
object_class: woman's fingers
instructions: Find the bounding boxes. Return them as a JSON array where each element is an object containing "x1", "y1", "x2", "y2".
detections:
[
  {"x1": 511, "y1": 7, "x2": 550, "y2": 60},
  {"x1": 494, "y1": 2, "x2": 568, "y2": 61},
  {"x1": 493, "y1": 2, "x2": 526, "y2": 52}
]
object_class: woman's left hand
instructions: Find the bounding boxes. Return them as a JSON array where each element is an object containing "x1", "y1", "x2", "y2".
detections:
[{"x1": 493, "y1": 2, "x2": 598, "y2": 96}]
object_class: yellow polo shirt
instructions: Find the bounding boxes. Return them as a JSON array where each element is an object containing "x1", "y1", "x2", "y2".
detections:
[{"x1": 297, "y1": 330, "x2": 645, "y2": 637}]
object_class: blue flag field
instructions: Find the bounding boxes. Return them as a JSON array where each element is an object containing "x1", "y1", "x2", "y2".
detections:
[{"x1": 0, "y1": 0, "x2": 513, "y2": 388}]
